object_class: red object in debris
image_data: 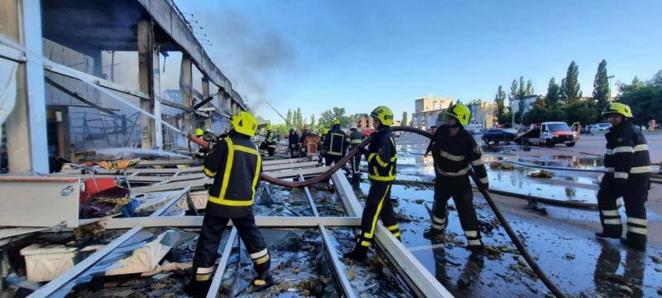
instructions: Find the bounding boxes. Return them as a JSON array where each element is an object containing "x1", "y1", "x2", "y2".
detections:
[{"x1": 84, "y1": 178, "x2": 116, "y2": 196}]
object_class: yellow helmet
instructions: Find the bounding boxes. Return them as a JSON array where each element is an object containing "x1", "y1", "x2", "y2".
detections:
[
  {"x1": 231, "y1": 111, "x2": 258, "y2": 136},
  {"x1": 445, "y1": 103, "x2": 471, "y2": 126},
  {"x1": 266, "y1": 124, "x2": 273, "y2": 131},
  {"x1": 602, "y1": 102, "x2": 633, "y2": 118},
  {"x1": 194, "y1": 128, "x2": 204, "y2": 137},
  {"x1": 331, "y1": 118, "x2": 341, "y2": 126},
  {"x1": 370, "y1": 106, "x2": 394, "y2": 126}
]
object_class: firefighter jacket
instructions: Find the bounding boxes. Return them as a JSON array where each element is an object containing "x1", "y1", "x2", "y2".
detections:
[
  {"x1": 203, "y1": 132, "x2": 262, "y2": 217},
  {"x1": 427, "y1": 125, "x2": 488, "y2": 188},
  {"x1": 324, "y1": 126, "x2": 348, "y2": 157},
  {"x1": 348, "y1": 130, "x2": 364, "y2": 148},
  {"x1": 265, "y1": 132, "x2": 276, "y2": 148},
  {"x1": 365, "y1": 127, "x2": 397, "y2": 183},
  {"x1": 603, "y1": 122, "x2": 651, "y2": 186}
]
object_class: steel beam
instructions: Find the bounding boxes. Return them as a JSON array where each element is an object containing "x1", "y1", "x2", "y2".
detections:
[
  {"x1": 181, "y1": 54, "x2": 193, "y2": 134},
  {"x1": 331, "y1": 172, "x2": 453, "y2": 297},
  {"x1": 206, "y1": 228, "x2": 237, "y2": 298},
  {"x1": 148, "y1": 186, "x2": 191, "y2": 217},
  {"x1": 301, "y1": 174, "x2": 357, "y2": 298},
  {"x1": 28, "y1": 226, "x2": 143, "y2": 297},
  {"x1": 93, "y1": 216, "x2": 361, "y2": 230},
  {"x1": 4, "y1": 0, "x2": 49, "y2": 174}
]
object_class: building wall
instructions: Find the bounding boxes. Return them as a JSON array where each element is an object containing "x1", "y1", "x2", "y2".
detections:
[
  {"x1": 415, "y1": 96, "x2": 453, "y2": 113},
  {"x1": 468, "y1": 101, "x2": 497, "y2": 129},
  {"x1": 353, "y1": 113, "x2": 374, "y2": 130}
]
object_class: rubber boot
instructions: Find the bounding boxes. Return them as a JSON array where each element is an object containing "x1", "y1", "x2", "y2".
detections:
[
  {"x1": 621, "y1": 237, "x2": 646, "y2": 252},
  {"x1": 595, "y1": 231, "x2": 620, "y2": 239},
  {"x1": 423, "y1": 227, "x2": 444, "y2": 240},
  {"x1": 184, "y1": 279, "x2": 212, "y2": 297},
  {"x1": 251, "y1": 272, "x2": 275, "y2": 291},
  {"x1": 343, "y1": 246, "x2": 368, "y2": 262}
]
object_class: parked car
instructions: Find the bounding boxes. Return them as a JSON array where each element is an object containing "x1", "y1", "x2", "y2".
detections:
[
  {"x1": 515, "y1": 121, "x2": 576, "y2": 147},
  {"x1": 481, "y1": 128, "x2": 517, "y2": 144},
  {"x1": 589, "y1": 123, "x2": 611, "y2": 134}
]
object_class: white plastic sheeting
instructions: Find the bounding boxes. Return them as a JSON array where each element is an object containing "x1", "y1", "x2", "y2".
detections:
[{"x1": 0, "y1": 59, "x2": 18, "y2": 148}]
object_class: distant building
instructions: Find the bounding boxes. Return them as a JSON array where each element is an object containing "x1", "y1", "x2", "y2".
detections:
[
  {"x1": 352, "y1": 113, "x2": 375, "y2": 130},
  {"x1": 467, "y1": 100, "x2": 497, "y2": 129},
  {"x1": 412, "y1": 95, "x2": 453, "y2": 129}
]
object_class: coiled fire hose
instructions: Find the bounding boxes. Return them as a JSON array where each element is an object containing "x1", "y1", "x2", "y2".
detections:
[{"x1": 189, "y1": 126, "x2": 566, "y2": 297}]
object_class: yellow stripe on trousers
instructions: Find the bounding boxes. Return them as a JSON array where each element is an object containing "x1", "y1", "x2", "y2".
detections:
[{"x1": 365, "y1": 184, "x2": 391, "y2": 239}]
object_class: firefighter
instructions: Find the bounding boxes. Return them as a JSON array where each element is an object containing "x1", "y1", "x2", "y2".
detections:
[
  {"x1": 595, "y1": 102, "x2": 651, "y2": 251},
  {"x1": 344, "y1": 106, "x2": 400, "y2": 261},
  {"x1": 323, "y1": 119, "x2": 348, "y2": 166},
  {"x1": 348, "y1": 125, "x2": 364, "y2": 178},
  {"x1": 299, "y1": 126, "x2": 311, "y2": 156},
  {"x1": 424, "y1": 103, "x2": 489, "y2": 253},
  {"x1": 264, "y1": 125, "x2": 276, "y2": 156},
  {"x1": 193, "y1": 128, "x2": 208, "y2": 159},
  {"x1": 185, "y1": 111, "x2": 272, "y2": 296},
  {"x1": 288, "y1": 128, "x2": 300, "y2": 158}
]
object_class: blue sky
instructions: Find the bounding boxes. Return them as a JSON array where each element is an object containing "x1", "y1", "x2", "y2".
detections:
[{"x1": 174, "y1": 0, "x2": 662, "y2": 123}]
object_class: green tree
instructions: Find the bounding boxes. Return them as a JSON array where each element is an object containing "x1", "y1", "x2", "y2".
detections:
[
  {"x1": 286, "y1": 110, "x2": 293, "y2": 127},
  {"x1": 510, "y1": 80, "x2": 518, "y2": 100},
  {"x1": 593, "y1": 59, "x2": 611, "y2": 112},
  {"x1": 564, "y1": 61, "x2": 581, "y2": 103},
  {"x1": 618, "y1": 75, "x2": 662, "y2": 126},
  {"x1": 402, "y1": 111, "x2": 409, "y2": 127},
  {"x1": 545, "y1": 78, "x2": 561, "y2": 107},
  {"x1": 518, "y1": 76, "x2": 526, "y2": 98},
  {"x1": 494, "y1": 85, "x2": 507, "y2": 123},
  {"x1": 563, "y1": 101, "x2": 595, "y2": 125},
  {"x1": 310, "y1": 114, "x2": 316, "y2": 129},
  {"x1": 526, "y1": 79, "x2": 534, "y2": 96},
  {"x1": 318, "y1": 107, "x2": 351, "y2": 128}
]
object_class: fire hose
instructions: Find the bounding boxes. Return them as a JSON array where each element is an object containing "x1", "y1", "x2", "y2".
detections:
[{"x1": 189, "y1": 126, "x2": 566, "y2": 297}]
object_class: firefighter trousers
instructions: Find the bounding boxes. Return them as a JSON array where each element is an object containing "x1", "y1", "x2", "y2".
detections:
[
  {"x1": 431, "y1": 175, "x2": 482, "y2": 247},
  {"x1": 597, "y1": 176, "x2": 649, "y2": 246},
  {"x1": 324, "y1": 154, "x2": 342, "y2": 166},
  {"x1": 192, "y1": 212, "x2": 270, "y2": 281},
  {"x1": 356, "y1": 182, "x2": 400, "y2": 248},
  {"x1": 350, "y1": 153, "x2": 362, "y2": 175}
]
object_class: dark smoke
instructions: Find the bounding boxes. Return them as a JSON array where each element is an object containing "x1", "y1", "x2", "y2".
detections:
[{"x1": 196, "y1": 8, "x2": 296, "y2": 111}]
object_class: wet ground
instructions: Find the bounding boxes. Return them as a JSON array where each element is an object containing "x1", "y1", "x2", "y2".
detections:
[{"x1": 350, "y1": 133, "x2": 662, "y2": 297}]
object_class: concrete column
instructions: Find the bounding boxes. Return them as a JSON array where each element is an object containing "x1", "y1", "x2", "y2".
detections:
[
  {"x1": 180, "y1": 54, "x2": 193, "y2": 134},
  {"x1": 138, "y1": 20, "x2": 162, "y2": 148},
  {"x1": 202, "y1": 77, "x2": 211, "y2": 130},
  {"x1": 3, "y1": 0, "x2": 49, "y2": 174}
]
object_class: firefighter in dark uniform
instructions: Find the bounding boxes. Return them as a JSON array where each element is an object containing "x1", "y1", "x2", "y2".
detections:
[
  {"x1": 344, "y1": 106, "x2": 400, "y2": 261},
  {"x1": 185, "y1": 111, "x2": 272, "y2": 296},
  {"x1": 263, "y1": 125, "x2": 276, "y2": 156},
  {"x1": 192, "y1": 128, "x2": 208, "y2": 159},
  {"x1": 288, "y1": 128, "x2": 300, "y2": 158},
  {"x1": 595, "y1": 102, "x2": 651, "y2": 251},
  {"x1": 323, "y1": 119, "x2": 348, "y2": 166},
  {"x1": 424, "y1": 103, "x2": 489, "y2": 253},
  {"x1": 348, "y1": 125, "x2": 364, "y2": 178}
]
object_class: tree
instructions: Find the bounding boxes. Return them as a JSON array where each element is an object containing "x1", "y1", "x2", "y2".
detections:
[
  {"x1": 318, "y1": 107, "x2": 351, "y2": 128},
  {"x1": 563, "y1": 101, "x2": 595, "y2": 126},
  {"x1": 618, "y1": 75, "x2": 662, "y2": 126},
  {"x1": 593, "y1": 59, "x2": 611, "y2": 111},
  {"x1": 494, "y1": 85, "x2": 506, "y2": 122},
  {"x1": 310, "y1": 114, "x2": 316, "y2": 129},
  {"x1": 510, "y1": 80, "x2": 518, "y2": 101},
  {"x1": 563, "y1": 61, "x2": 581, "y2": 103},
  {"x1": 286, "y1": 110, "x2": 293, "y2": 127},
  {"x1": 402, "y1": 111, "x2": 409, "y2": 127},
  {"x1": 526, "y1": 80, "x2": 534, "y2": 96},
  {"x1": 294, "y1": 108, "x2": 303, "y2": 129},
  {"x1": 518, "y1": 76, "x2": 526, "y2": 98},
  {"x1": 545, "y1": 78, "x2": 561, "y2": 107}
]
